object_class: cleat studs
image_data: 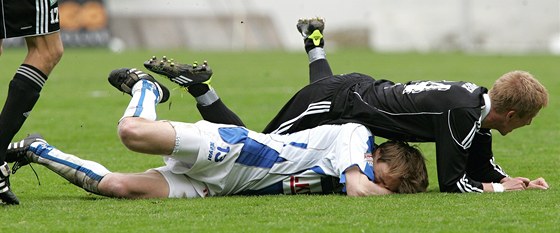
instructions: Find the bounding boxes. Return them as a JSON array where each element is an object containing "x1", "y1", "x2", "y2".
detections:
[
  {"x1": 151, "y1": 56, "x2": 157, "y2": 60},
  {"x1": 170, "y1": 62, "x2": 175, "y2": 67},
  {"x1": 162, "y1": 56, "x2": 167, "y2": 61}
]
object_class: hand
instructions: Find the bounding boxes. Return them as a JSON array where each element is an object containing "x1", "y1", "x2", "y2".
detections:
[
  {"x1": 527, "y1": 177, "x2": 549, "y2": 190},
  {"x1": 501, "y1": 177, "x2": 530, "y2": 191}
]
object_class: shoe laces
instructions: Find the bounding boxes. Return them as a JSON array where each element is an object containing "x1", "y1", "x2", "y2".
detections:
[{"x1": 12, "y1": 157, "x2": 41, "y2": 186}]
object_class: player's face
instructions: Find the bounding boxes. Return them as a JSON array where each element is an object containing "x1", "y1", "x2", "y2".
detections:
[
  {"x1": 373, "y1": 162, "x2": 400, "y2": 192},
  {"x1": 497, "y1": 111, "x2": 535, "y2": 136}
]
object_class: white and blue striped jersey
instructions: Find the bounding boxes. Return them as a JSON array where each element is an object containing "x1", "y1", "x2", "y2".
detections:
[{"x1": 164, "y1": 121, "x2": 376, "y2": 197}]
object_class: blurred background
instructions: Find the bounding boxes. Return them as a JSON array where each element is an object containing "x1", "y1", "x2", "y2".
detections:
[{"x1": 4, "y1": 0, "x2": 560, "y2": 54}]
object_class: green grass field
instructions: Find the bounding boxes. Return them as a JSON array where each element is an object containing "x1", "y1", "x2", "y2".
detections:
[{"x1": 1, "y1": 48, "x2": 559, "y2": 232}]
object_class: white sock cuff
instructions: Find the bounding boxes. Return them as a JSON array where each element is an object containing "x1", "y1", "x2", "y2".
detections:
[{"x1": 308, "y1": 47, "x2": 326, "y2": 63}]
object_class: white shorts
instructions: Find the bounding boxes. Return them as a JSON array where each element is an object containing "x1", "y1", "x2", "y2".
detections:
[
  {"x1": 151, "y1": 121, "x2": 209, "y2": 198},
  {"x1": 152, "y1": 167, "x2": 205, "y2": 198},
  {"x1": 152, "y1": 120, "x2": 243, "y2": 198}
]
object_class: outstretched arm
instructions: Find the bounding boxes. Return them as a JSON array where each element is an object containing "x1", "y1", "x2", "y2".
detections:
[
  {"x1": 480, "y1": 177, "x2": 549, "y2": 192},
  {"x1": 344, "y1": 166, "x2": 393, "y2": 196}
]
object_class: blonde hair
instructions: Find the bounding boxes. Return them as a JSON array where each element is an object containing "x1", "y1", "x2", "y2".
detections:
[
  {"x1": 489, "y1": 71, "x2": 548, "y2": 118},
  {"x1": 376, "y1": 141, "x2": 428, "y2": 194}
]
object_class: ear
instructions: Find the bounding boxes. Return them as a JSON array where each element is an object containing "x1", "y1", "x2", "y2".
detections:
[
  {"x1": 372, "y1": 149, "x2": 381, "y2": 162},
  {"x1": 506, "y1": 110, "x2": 516, "y2": 120}
]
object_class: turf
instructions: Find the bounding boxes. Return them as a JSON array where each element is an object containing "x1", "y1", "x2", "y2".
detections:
[{"x1": 1, "y1": 48, "x2": 559, "y2": 232}]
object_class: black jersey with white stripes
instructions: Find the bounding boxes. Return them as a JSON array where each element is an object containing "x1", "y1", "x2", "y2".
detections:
[{"x1": 326, "y1": 74, "x2": 507, "y2": 193}]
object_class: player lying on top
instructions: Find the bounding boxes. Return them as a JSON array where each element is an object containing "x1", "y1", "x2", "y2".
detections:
[
  {"x1": 5, "y1": 68, "x2": 428, "y2": 199},
  {"x1": 142, "y1": 17, "x2": 549, "y2": 194}
]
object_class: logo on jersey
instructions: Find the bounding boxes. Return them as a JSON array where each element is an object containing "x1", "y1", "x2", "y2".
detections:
[
  {"x1": 283, "y1": 176, "x2": 323, "y2": 194},
  {"x1": 461, "y1": 82, "x2": 479, "y2": 93},
  {"x1": 207, "y1": 142, "x2": 231, "y2": 162},
  {"x1": 364, "y1": 152, "x2": 374, "y2": 166},
  {"x1": 402, "y1": 81, "x2": 451, "y2": 94}
]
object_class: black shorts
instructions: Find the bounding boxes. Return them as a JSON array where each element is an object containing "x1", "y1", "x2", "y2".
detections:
[
  {"x1": 262, "y1": 73, "x2": 372, "y2": 134},
  {"x1": 0, "y1": 0, "x2": 60, "y2": 39}
]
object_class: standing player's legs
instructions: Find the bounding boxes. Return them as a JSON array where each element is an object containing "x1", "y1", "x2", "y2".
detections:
[
  {"x1": 0, "y1": 34, "x2": 64, "y2": 159},
  {"x1": 297, "y1": 18, "x2": 333, "y2": 83},
  {"x1": 144, "y1": 58, "x2": 245, "y2": 126},
  {"x1": 0, "y1": 0, "x2": 63, "y2": 204}
]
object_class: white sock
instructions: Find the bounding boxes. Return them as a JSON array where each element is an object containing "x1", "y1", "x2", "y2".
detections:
[
  {"x1": 308, "y1": 47, "x2": 326, "y2": 63},
  {"x1": 29, "y1": 142, "x2": 111, "y2": 194},
  {"x1": 120, "y1": 80, "x2": 159, "y2": 121},
  {"x1": 195, "y1": 87, "x2": 219, "y2": 106}
]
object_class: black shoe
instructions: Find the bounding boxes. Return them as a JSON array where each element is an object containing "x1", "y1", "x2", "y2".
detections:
[
  {"x1": 6, "y1": 133, "x2": 46, "y2": 173},
  {"x1": 108, "y1": 68, "x2": 170, "y2": 103},
  {"x1": 297, "y1": 17, "x2": 325, "y2": 52},
  {"x1": 0, "y1": 162, "x2": 19, "y2": 205},
  {"x1": 297, "y1": 17, "x2": 325, "y2": 38},
  {"x1": 144, "y1": 56, "x2": 212, "y2": 87}
]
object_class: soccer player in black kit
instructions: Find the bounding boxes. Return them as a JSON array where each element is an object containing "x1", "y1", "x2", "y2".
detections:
[
  {"x1": 0, "y1": 0, "x2": 63, "y2": 205},
  {"x1": 142, "y1": 18, "x2": 550, "y2": 194}
]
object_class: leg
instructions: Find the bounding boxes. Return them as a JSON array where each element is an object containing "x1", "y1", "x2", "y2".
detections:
[
  {"x1": 109, "y1": 72, "x2": 189, "y2": 155},
  {"x1": 0, "y1": 34, "x2": 63, "y2": 205},
  {"x1": 99, "y1": 171, "x2": 170, "y2": 198},
  {"x1": 0, "y1": 33, "x2": 62, "y2": 161},
  {"x1": 144, "y1": 58, "x2": 245, "y2": 126},
  {"x1": 297, "y1": 18, "x2": 333, "y2": 83},
  {"x1": 6, "y1": 135, "x2": 171, "y2": 198},
  {"x1": 117, "y1": 118, "x2": 176, "y2": 155}
]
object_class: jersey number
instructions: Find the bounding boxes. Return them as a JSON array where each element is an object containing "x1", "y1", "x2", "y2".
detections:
[
  {"x1": 50, "y1": 7, "x2": 60, "y2": 24},
  {"x1": 213, "y1": 146, "x2": 230, "y2": 162}
]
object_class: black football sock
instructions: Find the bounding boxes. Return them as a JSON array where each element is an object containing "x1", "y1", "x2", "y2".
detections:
[
  {"x1": 187, "y1": 84, "x2": 245, "y2": 126},
  {"x1": 196, "y1": 99, "x2": 245, "y2": 126},
  {"x1": 187, "y1": 83, "x2": 210, "y2": 97},
  {"x1": 308, "y1": 51, "x2": 333, "y2": 83},
  {"x1": 0, "y1": 64, "x2": 46, "y2": 162}
]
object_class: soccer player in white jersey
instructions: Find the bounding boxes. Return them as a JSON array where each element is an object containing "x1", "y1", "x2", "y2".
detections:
[{"x1": 5, "y1": 69, "x2": 428, "y2": 199}]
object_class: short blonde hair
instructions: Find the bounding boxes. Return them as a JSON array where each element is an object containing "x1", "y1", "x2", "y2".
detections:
[
  {"x1": 376, "y1": 141, "x2": 428, "y2": 194},
  {"x1": 489, "y1": 71, "x2": 548, "y2": 118}
]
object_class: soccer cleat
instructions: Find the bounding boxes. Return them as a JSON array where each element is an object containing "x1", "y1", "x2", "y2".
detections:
[
  {"x1": 144, "y1": 56, "x2": 212, "y2": 87},
  {"x1": 108, "y1": 68, "x2": 170, "y2": 103},
  {"x1": 0, "y1": 162, "x2": 19, "y2": 205},
  {"x1": 6, "y1": 133, "x2": 47, "y2": 173},
  {"x1": 297, "y1": 17, "x2": 325, "y2": 47}
]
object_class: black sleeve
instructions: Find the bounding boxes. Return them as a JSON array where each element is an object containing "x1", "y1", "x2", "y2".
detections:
[
  {"x1": 466, "y1": 129, "x2": 508, "y2": 183},
  {"x1": 435, "y1": 108, "x2": 485, "y2": 193}
]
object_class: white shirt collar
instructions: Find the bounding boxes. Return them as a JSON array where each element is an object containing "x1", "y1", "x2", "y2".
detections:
[{"x1": 481, "y1": 94, "x2": 491, "y2": 120}]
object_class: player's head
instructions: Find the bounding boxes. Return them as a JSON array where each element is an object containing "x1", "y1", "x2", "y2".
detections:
[
  {"x1": 373, "y1": 141, "x2": 428, "y2": 194},
  {"x1": 488, "y1": 71, "x2": 548, "y2": 135}
]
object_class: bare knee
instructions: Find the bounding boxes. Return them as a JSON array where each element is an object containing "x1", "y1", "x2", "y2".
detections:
[
  {"x1": 99, "y1": 174, "x2": 136, "y2": 198},
  {"x1": 117, "y1": 118, "x2": 145, "y2": 151},
  {"x1": 25, "y1": 35, "x2": 64, "y2": 74}
]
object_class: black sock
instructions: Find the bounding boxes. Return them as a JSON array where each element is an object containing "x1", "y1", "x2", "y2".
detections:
[
  {"x1": 187, "y1": 84, "x2": 210, "y2": 97},
  {"x1": 0, "y1": 64, "x2": 46, "y2": 161},
  {"x1": 309, "y1": 59, "x2": 333, "y2": 83},
  {"x1": 197, "y1": 99, "x2": 244, "y2": 126}
]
